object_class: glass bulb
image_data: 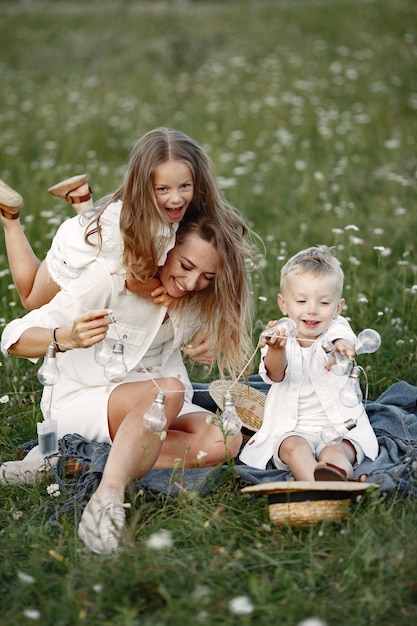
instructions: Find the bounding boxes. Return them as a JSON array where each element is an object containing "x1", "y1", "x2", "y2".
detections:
[
  {"x1": 37, "y1": 345, "x2": 60, "y2": 386},
  {"x1": 355, "y1": 328, "x2": 381, "y2": 356},
  {"x1": 339, "y1": 366, "x2": 363, "y2": 407},
  {"x1": 104, "y1": 341, "x2": 128, "y2": 383},
  {"x1": 219, "y1": 392, "x2": 242, "y2": 436},
  {"x1": 260, "y1": 317, "x2": 297, "y2": 340},
  {"x1": 320, "y1": 418, "x2": 357, "y2": 445},
  {"x1": 143, "y1": 391, "x2": 167, "y2": 432},
  {"x1": 322, "y1": 340, "x2": 351, "y2": 376},
  {"x1": 94, "y1": 340, "x2": 113, "y2": 366}
]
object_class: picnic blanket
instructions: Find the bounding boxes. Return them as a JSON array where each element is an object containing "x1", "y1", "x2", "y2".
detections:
[{"x1": 42, "y1": 380, "x2": 417, "y2": 520}]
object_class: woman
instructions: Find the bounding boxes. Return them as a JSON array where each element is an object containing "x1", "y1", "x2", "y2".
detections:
[{"x1": 1, "y1": 213, "x2": 255, "y2": 554}]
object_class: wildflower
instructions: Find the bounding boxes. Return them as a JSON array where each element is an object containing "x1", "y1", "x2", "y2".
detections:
[
  {"x1": 0, "y1": 395, "x2": 9, "y2": 403},
  {"x1": 258, "y1": 296, "x2": 267, "y2": 302},
  {"x1": 297, "y1": 618, "x2": 327, "y2": 626},
  {"x1": 344, "y1": 224, "x2": 359, "y2": 231},
  {"x1": 197, "y1": 450, "x2": 208, "y2": 461},
  {"x1": 146, "y1": 529, "x2": 173, "y2": 550},
  {"x1": 46, "y1": 483, "x2": 61, "y2": 498},
  {"x1": 228, "y1": 595, "x2": 255, "y2": 615},
  {"x1": 23, "y1": 609, "x2": 41, "y2": 620},
  {"x1": 17, "y1": 571, "x2": 35, "y2": 584}
]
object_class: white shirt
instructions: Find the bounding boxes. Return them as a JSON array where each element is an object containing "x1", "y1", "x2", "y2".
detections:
[{"x1": 240, "y1": 316, "x2": 379, "y2": 469}]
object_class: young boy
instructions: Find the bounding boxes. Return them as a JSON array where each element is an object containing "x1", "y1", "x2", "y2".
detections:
[{"x1": 240, "y1": 245, "x2": 378, "y2": 481}]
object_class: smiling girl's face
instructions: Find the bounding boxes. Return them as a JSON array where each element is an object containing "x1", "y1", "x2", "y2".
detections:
[
  {"x1": 159, "y1": 233, "x2": 218, "y2": 298},
  {"x1": 152, "y1": 160, "x2": 194, "y2": 224}
]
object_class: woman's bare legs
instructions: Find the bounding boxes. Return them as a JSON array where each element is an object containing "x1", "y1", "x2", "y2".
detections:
[
  {"x1": 1, "y1": 176, "x2": 93, "y2": 310},
  {"x1": 79, "y1": 377, "x2": 242, "y2": 552}
]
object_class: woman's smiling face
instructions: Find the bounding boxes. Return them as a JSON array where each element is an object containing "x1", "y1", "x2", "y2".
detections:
[{"x1": 159, "y1": 233, "x2": 218, "y2": 298}]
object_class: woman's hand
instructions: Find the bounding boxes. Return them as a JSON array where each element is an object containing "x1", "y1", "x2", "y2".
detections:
[
  {"x1": 68, "y1": 309, "x2": 113, "y2": 349},
  {"x1": 182, "y1": 333, "x2": 217, "y2": 365}
]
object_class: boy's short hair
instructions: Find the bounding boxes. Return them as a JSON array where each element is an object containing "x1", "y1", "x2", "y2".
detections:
[{"x1": 280, "y1": 245, "x2": 344, "y2": 296}]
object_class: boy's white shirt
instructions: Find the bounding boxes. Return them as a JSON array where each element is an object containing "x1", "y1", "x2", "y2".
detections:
[{"x1": 240, "y1": 316, "x2": 379, "y2": 469}]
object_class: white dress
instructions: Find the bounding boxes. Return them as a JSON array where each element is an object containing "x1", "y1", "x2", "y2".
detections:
[
  {"x1": 1, "y1": 258, "x2": 204, "y2": 445},
  {"x1": 45, "y1": 199, "x2": 178, "y2": 288}
]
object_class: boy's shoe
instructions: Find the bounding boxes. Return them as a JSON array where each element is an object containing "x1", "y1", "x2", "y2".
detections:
[
  {"x1": 0, "y1": 179, "x2": 24, "y2": 219},
  {"x1": 0, "y1": 446, "x2": 54, "y2": 484},
  {"x1": 48, "y1": 174, "x2": 92, "y2": 205},
  {"x1": 78, "y1": 495, "x2": 131, "y2": 554}
]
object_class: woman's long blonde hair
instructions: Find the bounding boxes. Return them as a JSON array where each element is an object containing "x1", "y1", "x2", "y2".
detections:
[
  {"x1": 172, "y1": 211, "x2": 256, "y2": 380},
  {"x1": 86, "y1": 127, "x2": 250, "y2": 284}
]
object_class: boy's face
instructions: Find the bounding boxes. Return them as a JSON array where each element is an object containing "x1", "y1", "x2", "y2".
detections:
[{"x1": 278, "y1": 271, "x2": 344, "y2": 343}]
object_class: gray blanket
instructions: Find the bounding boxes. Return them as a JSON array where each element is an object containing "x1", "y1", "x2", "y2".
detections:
[{"x1": 47, "y1": 380, "x2": 417, "y2": 519}]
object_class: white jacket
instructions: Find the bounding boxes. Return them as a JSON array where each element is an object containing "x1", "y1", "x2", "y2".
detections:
[
  {"x1": 240, "y1": 316, "x2": 379, "y2": 469},
  {"x1": 1, "y1": 260, "x2": 201, "y2": 440}
]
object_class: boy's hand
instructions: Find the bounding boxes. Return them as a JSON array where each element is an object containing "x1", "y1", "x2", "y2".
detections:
[
  {"x1": 259, "y1": 320, "x2": 287, "y2": 350},
  {"x1": 333, "y1": 338, "x2": 356, "y2": 361}
]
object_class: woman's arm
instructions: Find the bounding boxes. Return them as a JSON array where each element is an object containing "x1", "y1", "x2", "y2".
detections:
[{"x1": 7, "y1": 310, "x2": 112, "y2": 358}]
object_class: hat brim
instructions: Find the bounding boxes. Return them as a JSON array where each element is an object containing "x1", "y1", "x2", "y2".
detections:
[
  {"x1": 208, "y1": 380, "x2": 265, "y2": 432},
  {"x1": 242, "y1": 480, "x2": 379, "y2": 527},
  {"x1": 241, "y1": 480, "x2": 379, "y2": 495}
]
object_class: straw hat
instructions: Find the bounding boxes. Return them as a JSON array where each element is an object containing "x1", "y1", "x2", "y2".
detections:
[
  {"x1": 208, "y1": 380, "x2": 265, "y2": 433},
  {"x1": 241, "y1": 480, "x2": 379, "y2": 527}
]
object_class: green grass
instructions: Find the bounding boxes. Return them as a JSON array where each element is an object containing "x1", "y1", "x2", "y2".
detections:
[{"x1": 1, "y1": 0, "x2": 417, "y2": 623}]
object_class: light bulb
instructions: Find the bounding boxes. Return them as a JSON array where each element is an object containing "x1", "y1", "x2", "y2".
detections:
[
  {"x1": 104, "y1": 341, "x2": 128, "y2": 383},
  {"x1": 320, "y1": 418, "x2": 357, "y2": 445},
  {"x1": 219, "y1": 392, "x2": 242, "y2": 436},
  {"x1": 94, "y1": 340, "x2": 113, "y2": 366},
  {"x1": 37, "y1": 345, "x2": 60, "y2": 386},
  {"x1": 322, "y1": 340, "x2": 352, "y2": 376},
  {"x1": 260, "y1": 317, "x2": 297, "y2": 340},
  {"x1": 339, "y1": 366, "x2": 363, "y2": 407},
  {"x1": 355, "y1": 328, "x2": 381, "y2": 356},
  {"x1": 143, "y1": 391, "x2": 167, "y2": 432}
]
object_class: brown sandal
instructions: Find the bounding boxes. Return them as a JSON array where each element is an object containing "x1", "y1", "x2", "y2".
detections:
[
  {"x1": 48, "y1": 174, "x2": 92, "y2": 204},
  {"x1": 0, "y1": 179, "x2": 24, "y2": 219}
]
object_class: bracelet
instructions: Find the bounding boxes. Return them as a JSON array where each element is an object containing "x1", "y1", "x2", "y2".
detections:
[{"x1": 53, "y1": 328, "x2": 64, "y2": 353}]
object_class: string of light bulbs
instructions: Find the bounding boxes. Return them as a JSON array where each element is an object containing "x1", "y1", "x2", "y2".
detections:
[{"x1": 36, "y1": 312, "x2": 381, "y2": 441}]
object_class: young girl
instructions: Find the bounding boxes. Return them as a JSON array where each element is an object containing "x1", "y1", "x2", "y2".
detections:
[{"x1": 0, "y1": 127, "x2": 249, "y2": 317}]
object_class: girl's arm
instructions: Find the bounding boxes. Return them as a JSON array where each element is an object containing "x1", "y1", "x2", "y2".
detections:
[{"x1": 125, "y1": 272, "x2": 176, "y2": 307}]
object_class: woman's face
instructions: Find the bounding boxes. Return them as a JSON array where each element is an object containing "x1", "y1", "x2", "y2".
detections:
[
  {"x1": 152, "y1": 160, "x2": 194, "y2": 223},
  {"x1": 159, "y1": 233, "x2": 218, "y2": 298}
]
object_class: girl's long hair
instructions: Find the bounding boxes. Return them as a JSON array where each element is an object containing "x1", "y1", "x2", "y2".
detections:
[
  {"x1": 85, "y1": 127, "x2": 249, "y2": 284},
  {"x1": 85, "y1": 127, "x2": 257, "y2": 377}
]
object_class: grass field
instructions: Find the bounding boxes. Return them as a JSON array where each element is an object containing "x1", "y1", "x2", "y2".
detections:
[{"x1": 0, "y1": 1, "x2": 417, "y2": 624}]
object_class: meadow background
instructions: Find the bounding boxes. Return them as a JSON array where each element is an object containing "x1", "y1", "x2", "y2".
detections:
[{"x1": 0, "y1": 0, "x2": 416, "y2": 624}]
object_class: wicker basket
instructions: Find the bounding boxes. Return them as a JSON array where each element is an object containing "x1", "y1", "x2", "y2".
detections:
[
  {"x1": 208, "y1": 380, "x2": 265, "y2": 433},
  {"x1": 241, "y1": 480, "x2": 378, "y2": 527}
]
